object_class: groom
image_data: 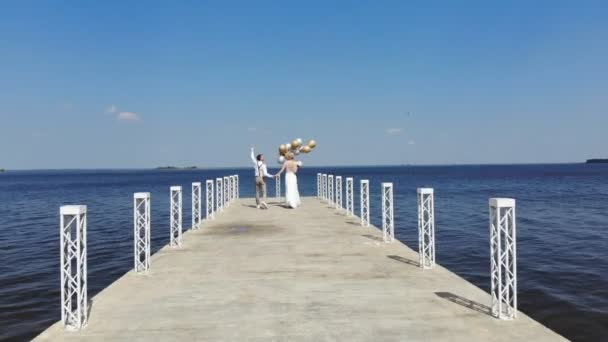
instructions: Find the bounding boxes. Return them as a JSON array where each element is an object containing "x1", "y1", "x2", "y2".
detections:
[{"x1": 250, "y1": 147, "x2": 275, "y2": 209}]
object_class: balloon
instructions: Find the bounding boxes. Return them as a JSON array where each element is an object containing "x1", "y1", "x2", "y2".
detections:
[
  {"x1": 291, "y1": 139, "x2": 301, "y2": 150},
  {"x1": 295, "y1": 149, "x2": 300, "y2": 155},
  {"x1": 279, "y1": 144, "x2": 287, "y2": 154},
  {"x1": 285, "y1": 143, "x2": 292, "y2": 151},
  {"x1": 300, "y1": 146, "x2": 312, "y2": 153},
  {"x1": 308, "y1": 140, "x2": 317, "y2": 148},
  {"x1": 296, "y1": 138, "x2": 302, "y2": 144},
  {"x1": 277, "y1": 156, "x2": 285, "y2": 164}
]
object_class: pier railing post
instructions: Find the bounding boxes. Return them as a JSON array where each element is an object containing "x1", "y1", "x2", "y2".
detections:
[
  {"x1": 216, "y1": 178, "x2": 223, "y2": 213},
  {"x1": 170, "y1": 186, "x2": 182, "y2": 247},
  {"x1": 206, "y1": 180, "x2": 214, "y2": 220},
  {"x1": 335, "y1": 176, "x2": 343, "y2": 210},
  {"x1": 490, "y1": 198, "x2": 517, "y2": 320},
  {"x1": 232, "y1": 175, "x2": 237, "y2": 201},
  {"x1": 276, "y1": 174, "x2": 281, "y2": 199},
  {"x1": 317, "y1": 173, "x2": 321, "y2": 198},
  {"x1": 223, "y1": 176, "x2": 229, "y2": 208},
  {"x1": 192, "y1": 182, "x2": 201, "y2": 230},
  {"x1": 60, "y1": 205, "x2": 88, "y2": 331},
  {"x1": 133, "y1": 192, "x2": 151, "y2": 272},
  {"x1": 360, "y1": 180, "x2": 370, "y2": 226},
  {"x1": 235, "y1": 174, "x2": 240, "y2": 198},
  {"x1": 346, "y1": 177, "x2": 354, "y2": 216},
  {"x1": 328, "y1": 175, "x2": 334, "y2": 205},
  {"x1": 382, "y1": 183, "x2": 394, "y2": 242},
  {"x1": 322, "y1": 174, "x2": 328, "y2": 201},
  {"x1": 417, "y1": 188, "x2": 435, "y2": 269}
]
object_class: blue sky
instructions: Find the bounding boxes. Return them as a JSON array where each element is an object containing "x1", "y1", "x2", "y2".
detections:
[{"x1": 1, "y1": 1, "x2": 607, "y2": 169}]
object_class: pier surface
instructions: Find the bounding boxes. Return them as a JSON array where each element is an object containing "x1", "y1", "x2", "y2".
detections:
[{"x1": 36, "y1": 197, "x2": 565, "y2": 341}]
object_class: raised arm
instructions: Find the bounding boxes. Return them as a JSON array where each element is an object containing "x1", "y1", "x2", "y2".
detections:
[
  {"x1": 276, "y1": 162, "x2": 287, "y2": 177},
  {"x1": 250, "y1": 147, "x2": 256, "y2": 165}
]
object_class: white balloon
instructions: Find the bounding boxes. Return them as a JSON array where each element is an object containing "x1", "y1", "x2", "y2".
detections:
[
  {"x1": 295, "y1": 149, "x2": 300, "y2": 155},
  {"x1": 285, "y1": 143, "x2": 292, "y2": 150},
  {"x1": 277, "y1": 156, "x2": 285, "y2": 164},
  {"x1": 296, "y1": 138, "x2": 302, "y2": 144}
]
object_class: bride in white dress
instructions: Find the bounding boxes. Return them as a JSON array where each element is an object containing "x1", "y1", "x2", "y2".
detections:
[{"x1": 276, "y1": 152, "x2": 302, "y2": 208}]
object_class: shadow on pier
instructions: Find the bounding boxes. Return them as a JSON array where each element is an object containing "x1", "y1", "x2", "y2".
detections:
[
  {"x1": 435, "y1": 291, "x2": 492, "y2": 316},
  {"x1": 387, "y1": 254, "x2": 419, "y2": 267}
]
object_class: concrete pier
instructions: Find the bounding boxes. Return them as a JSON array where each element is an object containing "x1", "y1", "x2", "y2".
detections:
[{"x1": 36, "y1": 197, "x2": 565, "y2": 341}]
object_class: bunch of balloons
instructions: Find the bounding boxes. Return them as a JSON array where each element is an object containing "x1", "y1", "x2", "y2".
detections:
[{"x1": 277, "y1": 138, "x2": 317, "y2": 164}]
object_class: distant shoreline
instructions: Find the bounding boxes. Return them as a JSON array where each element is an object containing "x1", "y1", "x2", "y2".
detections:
[
  {"x1": 586, "y1": 159, "x2": 608, "y2": 164},
  {"x1": 156, "y1": 166, "x2": 198, "y2": 170}
]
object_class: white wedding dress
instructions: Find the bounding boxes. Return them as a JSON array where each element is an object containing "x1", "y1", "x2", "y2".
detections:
[{"x1": 284, "y1": 163, "x2": 302, "y2": 208}]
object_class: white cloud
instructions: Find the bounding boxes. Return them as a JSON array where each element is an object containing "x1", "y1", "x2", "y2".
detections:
[
  {"x1": 106, "y1": 105, "x2": 118, "y2": 113},
  {"x1": 117, "y1": 111, "x2": 140, "y2": 122},
  {"x1": 386, "y1": 128, "x2": 403, "y2": 135},
  {"x1": 408, "y1": 140, "x2": 415, "y2": 145},
  {"x1": 247, "y1": 127, "x2": 257, "y2": 132}
]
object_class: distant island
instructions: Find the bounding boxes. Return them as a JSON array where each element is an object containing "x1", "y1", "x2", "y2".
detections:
[
  {"x1": 0, "y1": 169, "x2": 5, "y2": 173},
  {"x1": 156, "y1": 166, "x2": 198, "y2": 170},
  {"x1": 586, "y1": 159, "x2": 608, "y2": 164}
]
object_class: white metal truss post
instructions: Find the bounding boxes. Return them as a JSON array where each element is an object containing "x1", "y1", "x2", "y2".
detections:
[
  {"x1": 417, "y1": 188, "x2": 436, "y2": 269},
  {"x1": 170, "y1": 186, "x2": 182, "y2": 247},
  {"x1": 382, "y1": 183, "x2": 395, "y2": 243},
  {"x1": 60, "y1": 205, "x2": 88, "y2": 331},
  {"x1": 216, "y1": 178, "x2": 223, "y2": 213},
  {"x1": 232, "y1": 175, "x2": 237, "y2": 201},
  {"x1": 335, "y1": 176, "x2": 343, "y2": 210},
  {"x1": 322, "y1": 174, "x2": 328, "y2": 201},
  {"x1": 276, "y1": 174, "x2": 281, "y2": 199},
  {"x1": 133, "y1": 192, "x2": 151, "y2": 273},
  {"x1": 346, "y1": 177, "x2": 354, "y2": 216},
  {"x1": 235, "y1": 175, "x2": 240, "y2": 199},
  {"x1": 192, "y1": 182, "x2": 202, "y2": 230},
  {"x1": 229, "y1": 175, "x2": 235, "y2": 202},
  {"x1": 206, "y1": 180, "x2": 214, "y2": 220},
  {"x1": 223, "y1": 176, "x2": 229, "y2": 208},
  {"x1": 328, "y1": 175, "x2": 334, "y2": 205},
  {"x1": 490, "y1": 198, "x2": 517, "y2": 320},
  {"x1": 317, "y1": 173, "x2": 321, "y2": 198},
  {"x1": 360, "y1": 180, "x2": 370, "y2": 226}
]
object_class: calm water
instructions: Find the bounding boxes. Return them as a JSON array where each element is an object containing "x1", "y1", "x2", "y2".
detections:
[{"x1": 0, "y1": 165, "x2": 607, "y2": 341}]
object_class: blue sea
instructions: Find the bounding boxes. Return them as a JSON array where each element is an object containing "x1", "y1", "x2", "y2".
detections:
[{"x1": 0, "y1": 164, "x2": 607, "y2": 341}]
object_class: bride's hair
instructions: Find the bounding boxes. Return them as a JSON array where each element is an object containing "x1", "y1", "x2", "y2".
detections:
[{"x1": 285, "y1": 152, "x2": 295, "y2": 160}]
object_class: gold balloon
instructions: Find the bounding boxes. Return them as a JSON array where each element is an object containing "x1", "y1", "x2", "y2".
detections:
[
  {"x1": 279, "y1": 144, "x2": 287, "y2": 154},
  {"x1": 308, "y1": 140, "x2": 317, "y2": 148},
  {"x1": 300, "y1": 146, "x2": 312, "y2": 153},
  {"x1": 291, "y1": 139, "x2": 301, "y2": 150}
]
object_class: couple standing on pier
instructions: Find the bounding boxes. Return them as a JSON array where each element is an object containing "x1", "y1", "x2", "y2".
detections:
[{"x1": 250, "y1": 147, "x2": 302, "y2": 209}]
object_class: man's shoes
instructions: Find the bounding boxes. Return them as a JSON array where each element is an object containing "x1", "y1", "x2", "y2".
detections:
[{"x1": 260, "y1": 202, "x2": 269, "y2": 209}]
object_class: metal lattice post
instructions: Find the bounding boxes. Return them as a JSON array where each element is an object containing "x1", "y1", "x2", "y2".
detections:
[
  {"x1": 328, "y1": 175, "x2": 334, "y2": 205},
  {"x1": 223, "y1": 176, "x2": 229, "y2": 208},
  {"x1": 232, "y1": 175, "x2": 237, "y2": 201},
  {"x1": 206, "y1": 180, "x2": 214, "y2": 220},
  {"x1": 276, "y1": 174, "x2": 281, "y2": 199},
  {"x1": 216, "y1": 178, "x2": 223, "y2": 213},
  {"x1": 382, "y1": 183, "x2": 394, "y2": 243},
  {"x1": 322, "y1": 174, "x2": 328, "y2": 201},
  {"x1": 417, "y1": 188, "x2": 435, "y2": 269},
  {"x1": 335, "y1": 176, "x2": 343, "y2": 209},
  {"x1": 360, "y1": 180, "x2": 370, "y2": 226},
  {"x1": 317, "y1": 173, "x2": 321, "y2": 198},
  {"x1": 235, "y1": 175, "x2": 240, "y2": 198},
  {"x1": 490, "y1": 198, "x2": 517, "y2": 320},
  {"x1": 346, "y1": 177, "x2": 354, "y2": 216},
  {"x1": 133, "y1": 192, "x2": 151, "y2": 273},
  {"x1": 170, "y1": 186, "x2": 182, "y2": 247},
  {"x1": 230, "y1": 175, "x2": 235, "y2": 202},
  {"x1": 192, "y1": 182, "x2": 201, "y2": 230},
  {"x1": 60, "y1": 205, "x2": 88, "y2": 331}
]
